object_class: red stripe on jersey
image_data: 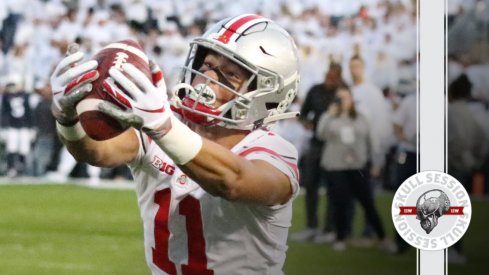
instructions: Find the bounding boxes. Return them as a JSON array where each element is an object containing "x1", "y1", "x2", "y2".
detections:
[
  {"x1": 217, "y1": 14, "x2": 263, "y2": 44},
  {"x1": 238, "y1": 147, "x2": 299, "y2": 180}
]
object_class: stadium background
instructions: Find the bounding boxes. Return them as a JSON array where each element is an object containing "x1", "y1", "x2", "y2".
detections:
[{"x1": 0, "y1": 0, "x2": 487, "y2": 274}]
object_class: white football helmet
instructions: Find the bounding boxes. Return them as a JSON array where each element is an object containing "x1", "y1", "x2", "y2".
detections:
[{"x1": 171, "y1": 14, "x2": 300, "y2": 130}]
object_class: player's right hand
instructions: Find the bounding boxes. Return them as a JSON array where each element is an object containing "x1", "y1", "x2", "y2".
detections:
[
  {"x1": 50, "y1": 43, "x2": 99, "y2": 125},
  {"x1": 98, "y1": 63, "x2": 170, "y2": 134}
]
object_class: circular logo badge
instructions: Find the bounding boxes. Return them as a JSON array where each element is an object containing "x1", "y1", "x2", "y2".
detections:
[
  {"x1": 391, "y1": 171, "x2": 472, "y2": 250},
  {"x1": 177, "y1": 174, "x2": 188, "y2": 185}
]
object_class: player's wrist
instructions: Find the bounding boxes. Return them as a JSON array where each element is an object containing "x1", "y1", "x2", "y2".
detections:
[
  {"x1": 56, "y1": 121, "x2": 86, "y2": 141},
  {"x1": 54, "y1": 113, "x2": 79, "y2": 126},
  {"x1": 55, "y1": 117, "x2": 79, "y2": 127},
  {"x1": 149, "y1": 115, "x2": 203, "y2": 165},
  {"x1": 142, "y1": 116, "x2": 172, "y2": 139}
]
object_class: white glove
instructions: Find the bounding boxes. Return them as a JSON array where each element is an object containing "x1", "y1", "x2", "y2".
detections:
[
  {"x1": 50, "y1": 44, "x2": 99, "y2": 125},
  {"x1": 99, "y1": 62, "x2": 203, "y2": 165},
  {"x1": 98, "y1": 62, "x2": 170, "y2": 136}
]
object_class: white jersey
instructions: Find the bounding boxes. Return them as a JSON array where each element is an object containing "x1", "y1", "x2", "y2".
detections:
[{"x1": 128, "y1": 129, "x2": 300, "y2": 275}]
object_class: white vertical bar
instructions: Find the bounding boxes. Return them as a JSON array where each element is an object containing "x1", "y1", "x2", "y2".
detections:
[{"x1": 419, "y1": 0, "x2": 446, "y2": 274}]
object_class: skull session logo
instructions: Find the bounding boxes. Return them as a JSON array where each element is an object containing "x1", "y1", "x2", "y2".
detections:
[
  {"x1": 416, "y1": 190, "x2": 451, "y2": 234},
  {"x1": 391, "y1": 171, "x2": 471, "y2": 250}
]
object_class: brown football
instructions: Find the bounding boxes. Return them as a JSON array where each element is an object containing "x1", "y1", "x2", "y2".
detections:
[{"x1": 76, "y1": 39, "x2": 151, "y2": 141}]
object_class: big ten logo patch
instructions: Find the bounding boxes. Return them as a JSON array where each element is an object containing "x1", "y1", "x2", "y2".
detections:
[{"x1": 151, "y1": 156, "x2": 175, "y2": 176}]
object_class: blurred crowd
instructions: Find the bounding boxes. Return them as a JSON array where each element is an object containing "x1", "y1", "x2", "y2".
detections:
[{"x1": 0, "y1": 0, "x2": 487, "y2": 259}]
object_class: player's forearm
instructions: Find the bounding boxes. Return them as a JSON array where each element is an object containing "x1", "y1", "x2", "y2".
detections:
[
  {"x1": 180, "y1": 140, "x2": 291, "y2": 205},
  {"x1": 179, "y1": 139, "x2": 245, "y2": 200},
  {"x1": 149, "y1": 117, "x2": 245, "y2": 200},
  {"x1": 149, "y1": 118, "x2": 289, "y2": 205}
]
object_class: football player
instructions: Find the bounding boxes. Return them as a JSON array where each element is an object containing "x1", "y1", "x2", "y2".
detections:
[
  {"x1": 50, "y1": 14, "x2": 300, "y2": 274},
  {"x1": 1, "y1": 74, "x2": 32, "y2": 177}
]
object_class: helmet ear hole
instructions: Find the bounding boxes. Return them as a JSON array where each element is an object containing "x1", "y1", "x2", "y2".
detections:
[
  {"x1": 248, "y1": 79, "x2": 257, "y2": 91},
  {"x1": 265, "y1": 102, "x2": 279, "y2": 110},
  {"x1": 177, "y1": 88, "x2": 187, "y2": 99}
]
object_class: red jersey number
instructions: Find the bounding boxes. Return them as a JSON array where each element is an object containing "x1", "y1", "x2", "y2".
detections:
[{"x1": 152, "y1": 189, "x2": 213, "y2": 275}]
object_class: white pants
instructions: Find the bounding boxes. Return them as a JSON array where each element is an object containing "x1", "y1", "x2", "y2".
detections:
[{"x1": 6, "y1": 128, "x2": 31, "y2": 155}]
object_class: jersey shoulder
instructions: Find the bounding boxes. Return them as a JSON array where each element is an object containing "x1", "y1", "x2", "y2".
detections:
[
  {"x1": 236, "y1": 129, "x2": 298, "y2": 160},
  {"x1": 235, "y1": 129, "x2": 300, "y2": 186}
]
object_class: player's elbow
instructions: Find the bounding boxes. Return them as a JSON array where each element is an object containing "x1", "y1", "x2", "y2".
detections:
[
  {"x1": 67, "y1": 148, "x2": 93, "y2": 165},
  {"x1": 71, "y1": 153, "x2": 87, "y2": 164},
  {"x1": 69, "y1": 147, "x2": 112, "y2": 168},
  {"x1": 221, "y1": 185, "x2": 241, "y2": 201},
  {"x1": 71, "y1": 151, "x2": 101, "y2": 167}
]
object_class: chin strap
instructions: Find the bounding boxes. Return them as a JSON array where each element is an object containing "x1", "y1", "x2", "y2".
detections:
[
  {"x1": 263, "y1": 111, "x2": 299, "y2": 125},
  {"x1": 249, "y1": 111, "x2": 299, "y2": 131}
]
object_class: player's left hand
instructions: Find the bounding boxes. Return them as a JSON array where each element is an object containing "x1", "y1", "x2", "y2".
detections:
[{"x1": 98, "y1": 62, "x2": 171, "y2": 136}]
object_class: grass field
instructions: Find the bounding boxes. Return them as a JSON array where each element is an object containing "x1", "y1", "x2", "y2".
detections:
[{"x1": 0, "y1": 183, "x2": 486, "y2": 275}]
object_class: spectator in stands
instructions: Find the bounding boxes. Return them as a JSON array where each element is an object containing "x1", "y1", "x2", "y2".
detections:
[
  {"x1": 273, "y1": 97, "x2": 312, "y2": 158},
  {"x1": 5, "y1": 44, "x2": 34, "y2": 93},
  {"x1": 447, "y1": 74, "x2": 488, "y2": 263},
  {"x1": 316, "y1": 86, "x2": 388, "y2": 251},
  {"x1": 31, "y1": 81, "x2": 56, "y2": 176},
  {"x1": 391, "y1": 89, "x2": 417, "y2": 254},
  {"x1": 291, "y1": 63, "x2": 346, "y2": 242},
  {"x1": 0, "y1": 78, "x2": 6, "y2": 174},
  {"x1": 448, "y1": 74, "x2": 487, "y2": 193},
  {"x1": 349, "y1": 54, "x2": 393, "y2": 240},
  {"x1": 349, "y1": 54, "x2": 393, "y2": 171},
  {"x1": 372, "y1": 49, "x2": 399, "y2": 91}
]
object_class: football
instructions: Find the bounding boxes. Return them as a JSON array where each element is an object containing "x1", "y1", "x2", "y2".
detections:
[{"x1": 76, "y1": 39, "x2": 151, "y2": 141}]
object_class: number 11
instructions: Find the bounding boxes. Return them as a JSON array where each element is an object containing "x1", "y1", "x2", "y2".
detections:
[{"x1": 152, "y1": 189, "x2": 214, "y2": 275}]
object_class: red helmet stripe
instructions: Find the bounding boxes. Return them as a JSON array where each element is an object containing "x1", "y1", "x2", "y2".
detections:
[{"x1": 217, "y1": 14, "x2": 264, "y2": 44}]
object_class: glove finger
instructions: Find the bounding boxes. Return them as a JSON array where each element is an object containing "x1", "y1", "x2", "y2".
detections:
[
  {"x1": 122, "y1": 63, "x2": 155, "y2": 96},
  {"x1": 58, "y1": 60, "x2": 98, "y2": 86},
  {"x1": 109, "y1": 67, "x2": 144, "y2": 100},
  {"x1": 59, "y1": 84, "x2": 92, "y2": 109},
  {"x1": 97, "y1": 101, "x2": 143, "y2": 128},
  {"x1": 102, "y1": 77, "x2": 134, "y2": 109},
  {"x1": 66, "y1": 43, "x2": 80, "y2": 55},
  {"x1": 53, "y1": 51, "x2": 85, "y2": 77},
  {"x1": 149, "y1": 60, "x2": 165, "y2": 88},
  {"x1": 65, "y1": 70, "x2": 99, "y2": 95}
]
